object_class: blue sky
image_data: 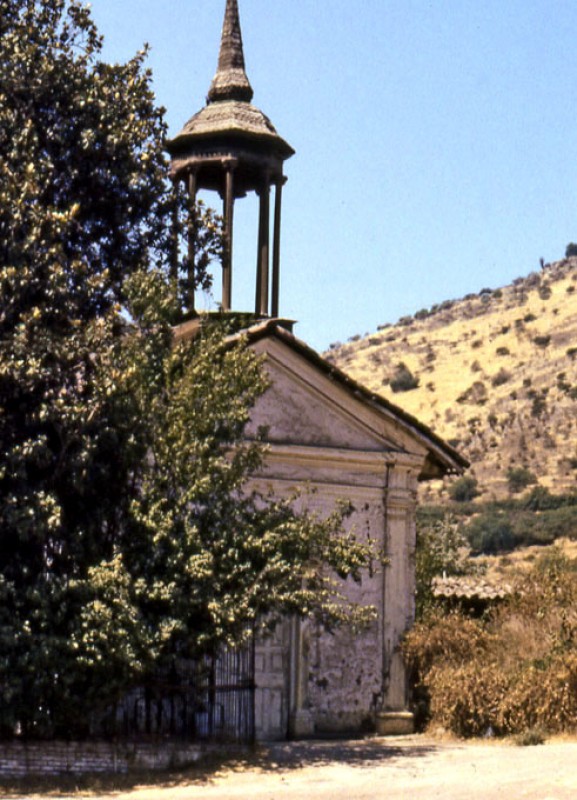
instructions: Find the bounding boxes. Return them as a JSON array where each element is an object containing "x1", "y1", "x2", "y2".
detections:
[{"x1": 89, "y1": 0, "x2": 577, "y2": 352}]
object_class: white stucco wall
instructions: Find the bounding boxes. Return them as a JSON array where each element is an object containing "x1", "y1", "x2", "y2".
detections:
[{"x1": 247, "y1": 336, "x2": 425, "y2": 739}]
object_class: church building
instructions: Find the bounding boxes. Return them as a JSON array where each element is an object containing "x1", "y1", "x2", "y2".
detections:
[{"x1": 167, "y1": 0, "x2": 466, "y2": 740}]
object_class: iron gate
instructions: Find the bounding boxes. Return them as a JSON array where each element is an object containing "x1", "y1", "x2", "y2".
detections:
[{"x1": 92, "y1": 642, "x2": 255, "y2": 743}]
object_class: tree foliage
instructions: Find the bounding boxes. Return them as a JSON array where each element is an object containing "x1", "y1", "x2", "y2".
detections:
[
  {"x1": 0, "y1": 0, "x2": 374, "y2": 738},
  {"x1": 0, "y1": 0, "x2": 172, "y2": 737},
  {"x1": 127, "y1": 324, "x2": 375, "y2": 664},
  {"x1": 415, "y1": 514, "x2": 474, "y2": 618}
]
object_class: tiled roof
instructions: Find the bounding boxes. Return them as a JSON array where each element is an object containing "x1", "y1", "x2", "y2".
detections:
[{"x1": 432, "y1": 575, "x2": 513, "y2": 601}]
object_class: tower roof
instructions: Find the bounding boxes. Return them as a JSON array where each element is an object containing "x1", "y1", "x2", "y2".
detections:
[
  {"x1": 167, "y1": 0, "x2": 294, "y2": 178},
  {"x1": 208, "y1": 0, "x2": 253, "y2": 103}
]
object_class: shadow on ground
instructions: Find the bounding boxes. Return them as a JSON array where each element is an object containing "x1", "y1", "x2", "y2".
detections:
[{"x1": 0, "y1": 736, "x2": 440, "y2": 798}]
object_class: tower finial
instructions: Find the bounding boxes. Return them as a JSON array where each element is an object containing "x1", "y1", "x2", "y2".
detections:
[{"x1": 208, "y1": 0, "x2": 254, "y2": 103}]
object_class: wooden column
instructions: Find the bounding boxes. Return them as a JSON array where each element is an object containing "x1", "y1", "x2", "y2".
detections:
[
  {"x1": 255, "y1": 172, "x2": 271, "y2": 316},
  {"x1": 222, "y1": 164, "x2": 236, "y2": 312},
  {"x1": 271, "y1": 177, "x2": 284, "y2": 318},
  {"x1": 187, "y1": 170, "x2": 198, "y2": 313},
  {"x1": 169, "y1": 185, "x2": 180, "y2": 284}
]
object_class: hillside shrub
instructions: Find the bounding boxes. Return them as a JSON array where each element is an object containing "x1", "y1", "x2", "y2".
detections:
[
  {"x1": 522, "y1": 486, "x2": 557, "y2": 511},
  {"x1": 533, "y1": 335, "x2": 551, "y2": 348},
  {"x1": 538, "y1": 284, "x2": 552, "y2": 300},
  {"x1": 464, "y1": 512, "x2": 515, "y2": 554},
  {"x1": 390, "y1": 362, "x2": 420, "y2": 393},
  {"x1": 492, "y1": 368, "x2": 511, "y2": 387},
  {"x1": 565, "y1": 242, "x2": 577, "y2": 257},
  {"x1": 531, "y1": 394, "x2": 547, "y2": 418},
  {"x1": 507, "y1": 467, "x2": 537, "y2": 494},
  {"x1": 518, "y1": 506, "x2": 577, "y2": 543},
  {"x1": 404, "y1": 551, "x2": 577, "y2": 737},
  {"x1": 448, "y1": 476, "x2": 480, "y2": 503},
  {"x1": 457, "y1": 382, "x2": 488, "y2": 405}
]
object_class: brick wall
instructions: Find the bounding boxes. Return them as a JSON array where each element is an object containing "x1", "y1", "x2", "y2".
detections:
[{"x1": 0, "y1": 740, "x2": 205, "y2": 777}]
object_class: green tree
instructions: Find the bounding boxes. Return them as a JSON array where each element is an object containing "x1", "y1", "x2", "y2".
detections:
[
  {"x1": 415, "y1": 514, "x2": 473, "y2": 618},
  {"x1": 465, "y1": 512, "x2": 515, "y2": 555},
  {"x1": 0, "y1": 0, "x2": 174, "y2": 736},
  {"x1": 127, "y1": 323, "x2": 375, "y2": 664},
  {"x1": 0, "y1": 0, "x2": 220, "y2": 736},
  {"x1": 0, "y1": 0, "x2": 374, "y2": 737}
]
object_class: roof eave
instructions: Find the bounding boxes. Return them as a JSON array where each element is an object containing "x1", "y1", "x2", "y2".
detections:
[{"x1": 240, "y1": 319, "x2": 469, "y2": 478}]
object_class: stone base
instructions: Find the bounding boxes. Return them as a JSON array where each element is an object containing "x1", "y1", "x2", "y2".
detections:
[
  {"x1": 288, "y1": 710, "x2": 315, "y2": 738},
  {"x1": 375, "y1": 710, "x2": 415, "y2": 736}
]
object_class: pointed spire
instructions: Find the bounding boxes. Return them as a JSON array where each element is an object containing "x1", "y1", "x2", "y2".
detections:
[{"x1": 207, "y1": 0, "x2": 254, "y2": 104}]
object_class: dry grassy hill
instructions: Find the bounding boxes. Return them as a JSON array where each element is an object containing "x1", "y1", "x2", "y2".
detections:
[{"x1": 326, "y1": 258, "x2": 577, "y2": 502}]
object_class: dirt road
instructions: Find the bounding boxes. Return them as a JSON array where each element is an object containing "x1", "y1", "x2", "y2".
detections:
[{"x1": 4, "y1": 736, "x2": 577, "y2": 800}]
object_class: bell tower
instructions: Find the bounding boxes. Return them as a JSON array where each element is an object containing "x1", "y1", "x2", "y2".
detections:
[{"x1": 167, "y1": 0, "x2": 294, "y2": 318}]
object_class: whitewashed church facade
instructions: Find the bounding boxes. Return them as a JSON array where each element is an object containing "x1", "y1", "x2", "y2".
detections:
[{"x1": 170, "y1": 1, "x2": 465, "y2": 740}]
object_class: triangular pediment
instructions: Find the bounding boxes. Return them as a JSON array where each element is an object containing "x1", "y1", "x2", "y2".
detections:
[{"x1": 246, "y1": 337, "x2": 419, "y2": 456}]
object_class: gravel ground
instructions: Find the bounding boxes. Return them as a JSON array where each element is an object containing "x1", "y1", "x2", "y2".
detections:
[{"x1": 7, "y1": 735, "x2": 576, "y2": 800}]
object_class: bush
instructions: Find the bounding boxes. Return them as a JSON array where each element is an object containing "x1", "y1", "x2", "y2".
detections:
[
  {"x1": 514, "y1": 728, "x2": 546, "y2": 746},
  {"x1": 565, "y1": 242, "x2": 577, "y2": 258},
  {"x1": 538, "y1": 284, "x2": 552, "y2": 300},
  {"x1": 531, "y1": 394, "x2": 547, "y2": 418},
  {"x1": 465, "y1": 513, "x2": 515, "y2": 554},
  {"x1": 457, "y1": 382, "x2": 487, "y2": 405},
  {"x1": 507, "y1": 467, "x2": 537, "y2": 494},
  {"x1": 525, "y1": 506, "x2": 577, "y2": 543},
  {"x1": 390, "y1": 362, "x2": 420, "y2": 393},
  {"x1": 492, "y1": 368, "x2": 512, "y2": 387},
  {"x1": 448, "y1": 476, "x2": 480, "y2": 503},
  {"x1": 534, "y1": 335, "x2": 551, "y2": 348},
  {"x1": 522, "y1": 486, "x2": 555, "y2": 510},
  {"x1": 404, "y1": 551, "x2": 577, "y2": 737}
]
